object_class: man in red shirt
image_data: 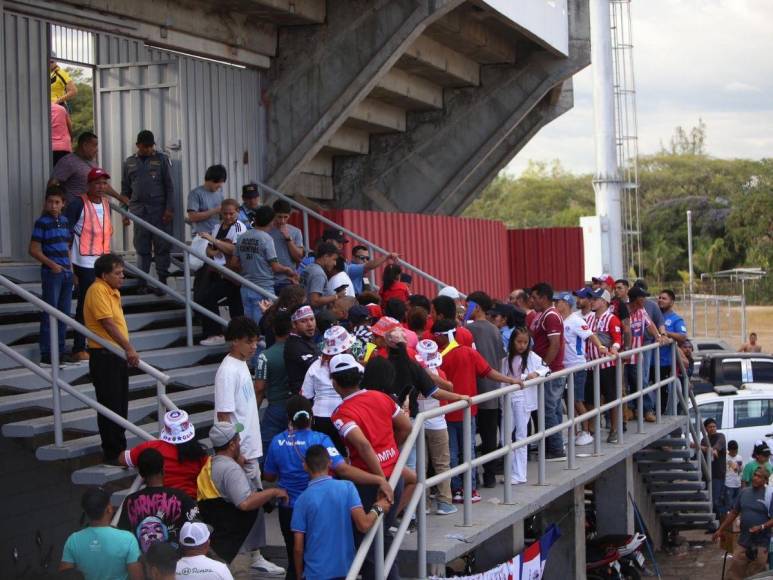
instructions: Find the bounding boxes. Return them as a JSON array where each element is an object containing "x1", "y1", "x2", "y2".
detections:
[
  {"x1": 330, "y1": 353, "x2": 410, "y2": 580},
  {"x1": 432, "y1": 319, "x2": 521, "y2": 502},
  {"x1": 529, "y1": 282, "x2": 567, "y2": 459},
  {"x1": 426, "y1": 295, "x2": 475, "y2": 347}
]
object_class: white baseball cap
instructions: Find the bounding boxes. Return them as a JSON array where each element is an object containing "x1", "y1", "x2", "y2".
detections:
[
  {"x1": 329, "y1": 353, "x2": 364, "y2": 374},
  {"x1": 438, "y1": 286, "x2": 461, "y2": 300},
  {"x1": 179, "y1": 522, "x2": 213, "y2": 547}
]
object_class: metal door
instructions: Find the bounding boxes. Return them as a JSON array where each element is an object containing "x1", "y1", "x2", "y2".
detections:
[{"x1": 95, "y1": 61, "x2": 182, "y2": 252}]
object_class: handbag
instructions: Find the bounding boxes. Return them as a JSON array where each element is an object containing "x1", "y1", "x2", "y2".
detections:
[{"x1": 187, "y1": 235, "x2": 209, "y2": 272}]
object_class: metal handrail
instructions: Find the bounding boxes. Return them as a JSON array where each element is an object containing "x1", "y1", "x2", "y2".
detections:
[
  {"x1": 255, "y1": 181, "x2": 456, "y2": 293},
  {"x1": 346, "y1": 340, "x2": 686, "y2": 580}
]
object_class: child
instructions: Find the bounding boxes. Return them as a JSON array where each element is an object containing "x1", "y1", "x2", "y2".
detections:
[
  {"x1": 501, "y1": 327, "x2": 550, "y2": 484},
  {"x1": 724, "y1": 439, "x2": 742, "y2": 517},
  {"x1": 291, "y1": 445, "x2": 391, "y2": 580},
  {"x1": 29, "y1": 185, "x2": 73, "y2": 365}
]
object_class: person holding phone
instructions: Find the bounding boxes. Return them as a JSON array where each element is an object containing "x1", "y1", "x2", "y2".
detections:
[{"x1": 326, "y1": 256, "x2": 355, "y2": 297}]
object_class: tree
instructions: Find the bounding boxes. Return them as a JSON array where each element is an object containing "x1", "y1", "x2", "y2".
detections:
[{"x1": 64, "y1": 66, "x2": 94, "y2": 143}]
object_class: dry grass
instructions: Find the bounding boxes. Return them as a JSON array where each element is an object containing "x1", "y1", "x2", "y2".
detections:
[{"x1": 675, "y1": 303, "x2": 773, "y2": 351}]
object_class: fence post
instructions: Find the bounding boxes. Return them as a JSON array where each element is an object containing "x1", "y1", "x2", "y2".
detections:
[
  {"x1": 615, "y1": 360, "x2": 624, "y2": 444},
  {"x1": 567, "y1": 372, "x2": 576, "y2": 470},
  {"x1": 50, "y1": 314, "x2": 63, "y2": 448},
  {"x1": 302, "y1": 211, "x2": 310, "y2": 253},
  {"x1": 593, "y1": 366, "x2": 602, "y2": 457},
  {"x1": 462, "y1": 406, "x2": 472, "y2": 525},
  {"x1": 636, "y1": 354, "x2": 644, "y2": 434},
  {"x1": 417, "y1": 423, "x2": 427, "y2": 579},
  {"x1": 537, "y1": 382, "x2": 546, "y2": 485},
  {"x1": 655, "y1": 347, "x2": 662, "y2": 424},
  {"x1": 502, "y1": 393, "x2": 513, "y2": 504},
  {"x1": 669, "y1": 343, "x2": 678, "y2": 416},
  {"x1": 183, "y1": 256, "x2": 193, "y2": 347},
  {"x1": 157, "y1": 380, "x2": 166, "y2": 433},
  {"x1": 375, "y1": 519, "x2": 385, "y2": 580}
]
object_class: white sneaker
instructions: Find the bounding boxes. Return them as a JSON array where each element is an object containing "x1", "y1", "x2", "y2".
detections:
[
  {"x1": 251, "y1": 551, "x2": 285, "y2": 575},
  {"x1": 200, "y1": 335, "x2": 225, "y2": 346},
  {"x1": 509, "y1": 479, "x2": 527, "y2": 485},
  {"x1": 575, "y1": 431, "x2": 594, "y2": 446}
]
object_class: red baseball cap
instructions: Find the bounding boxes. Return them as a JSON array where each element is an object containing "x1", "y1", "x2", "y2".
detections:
[
  {"x1": 87, "y1": 167, "x2": 111, "y2": 182},
  {"x1": 366, "y1": 303, "x2": 383, "y2": 320}
]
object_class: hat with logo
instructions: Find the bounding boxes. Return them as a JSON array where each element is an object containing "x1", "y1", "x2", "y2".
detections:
[
  {"x1": 179, "y1": 522, "x2": 213, "y2": 547},
  {"x1": 593, "y1": 289, "x2": 613, "y2": 303},
  {"x1": 592, "y1": 274, "x2": 615, "y2": 288},
  {"x1": 754, "y1": 440, "x2": 771, "y2": 456},
  {"x1": 87, "y1": 167, "x2": 111, "y2": 182},
  {"x1": 291, "y1": 305, "x2": 315, "y2": 322},
  {"x1": 136, "y1": 130, "x2": 155, "y2": 145},
  {"x1": 371, "y1": 316, "x2": 400, "y2": 337},
  {"x1": 573, "y1": 286, "x2": 595, "y2": 299},
  {"x1": 322, "y1": 325, "x2": 355, "y2": 355},
  {"x1": 242, "y1": 183, "x2": 259, "y2": 198},
  {"x1": 438, "y1": 286, "x2": 461, "y2": 300},
  {"x1": 552, "y1": 291, "x2": 575, "y2": 309},
  {"x1": 159, "y1": 409, "x2": 196, "y2": 445},
  {"x1": 633, "y1": 278, "x2": 648, "y2": 291},
  {"x1": 322, "y1": 228, "x2": 348, "y2": 244},
  {"x1": 209, "y1": 421, "x2": 243, "y2": 448},
  {"x1": 628, "y1": 286, "x2": 649, "y2": 301},
  {"x1": 329, "y1": 353, "x2": 364, "y2": 374},
  {"x1": 415, "y1": 339, "x2": 443, "y2": 369}
]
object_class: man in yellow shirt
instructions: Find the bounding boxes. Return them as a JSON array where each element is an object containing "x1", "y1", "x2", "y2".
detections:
[
  {"x1": 84, "y1": 253, "x2": 139, "y2": 463},
  {"x1": 49, "y1": 54, "x2": 77, "y2": 106}
]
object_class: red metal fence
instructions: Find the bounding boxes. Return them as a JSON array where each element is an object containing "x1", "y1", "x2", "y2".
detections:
[{"x1": 292, "y1": 210, "x2": 584, "y2": 299}]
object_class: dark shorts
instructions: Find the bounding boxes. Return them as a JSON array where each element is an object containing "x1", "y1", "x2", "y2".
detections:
[{"x1": 585, "y1": 366, "x2": 617, "y2": 404}]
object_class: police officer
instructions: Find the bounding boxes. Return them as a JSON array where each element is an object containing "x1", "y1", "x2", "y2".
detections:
[{"x1": 122, "y1": 130, "x2": 175, "y2": 295}]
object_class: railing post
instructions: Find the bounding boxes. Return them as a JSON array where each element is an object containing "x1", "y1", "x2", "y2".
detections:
[
  {"x1": 417, "y1": 423, "x2": 427, "y2": 579},
  {"x1": 375, "y1": 519, "x2": 385, "y2": 580},
  {"x1": 655, "y1": 346, "x2": 662, "y2": 424},
  {"x1": 368, "y1": 244, "x2": 377, "y2": 288},
  {"x1": 502, "y1": 393, "x2": 513, "y2": 504},
  {"x1": 157, "y1": 380, "x2": 166, "y2": 432},
  {"x1": 183, "y1": 256, "x2": 194, "y2": 347},
  {"x1": 302, "y1": 211, "x2": 310, "y2": 253},
  {"x1": 537, "y1": 382, "x2": 546, "y2": 485},
  {"x1": 462, "y1": 406, "x2": 472, "y2": 526},
  {"x1": 669, "y1": 343, "x2": 678, "y2": 416},
  {"x1": 615, "y1": 360, "x2": 624, "y2": 444},
  {"x1": 567, "y1": 372, "x2": 576, "y2": 470},
  {"x1": 50, "y1": 314, "x2": 63, "y2": 448},
  {"x1": 593, "y1": 365, "x2": 601, "y2": 456},
  {"x1": 636, "y1": 354, "x2": 644, "y2": 434}
]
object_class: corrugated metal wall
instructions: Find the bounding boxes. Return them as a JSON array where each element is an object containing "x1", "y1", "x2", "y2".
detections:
[
  {"x1": 508, "y1": 227, "x2": 585, "y2": 292},
  {"x1": 1, "y1": 11, "x2": 49, "y2": 259}
]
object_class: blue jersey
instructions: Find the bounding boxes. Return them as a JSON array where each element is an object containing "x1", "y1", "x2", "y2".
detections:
[
  {"x1": 263, "y1": 429, "x2": 344, "y2": 506},
  {"x1": 660, "y1": 310, "x2": 687, "y2": 367}
]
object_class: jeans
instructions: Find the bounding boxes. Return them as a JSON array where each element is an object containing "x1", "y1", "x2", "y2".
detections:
[
  {"x1": 723, "y1": 485, "x2": 740, "y2": 518},
  {"x1": 405, "y1": 418, "x2": 417, "y2": 471},
  {"x1": 241, "y1": 286, "x2": 266, "y2": 367},
  {"x1": 447, "y1": 417, "x2": 477, "y2": 491},
  {"x1": 544, "y1": 377, "x2": 565, "y2": 455},
  {"x1": 711, "y1": 478, "x2": 725, "y2": 520},
  {"x1": 39, "y1": 269, "x2": 73, "y2": 357},
  {"x1": 356, "y1": 479, "x2": 404, "y2": 580},
  {"x1": 626, "y1": 363, "x2": 654, "y2": 414},
  {"x1": 572, "y1": 370, "x2": 587, "y2": 403},
  {"x1": 260, "y1": 400, "x2": 288, "y2": 458},
  {"x1": 72, "y1": 265, "x2": 96, "y2": 354}
]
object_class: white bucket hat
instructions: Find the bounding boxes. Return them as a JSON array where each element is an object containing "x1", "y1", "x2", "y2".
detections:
[
  {"x1": 322, "y1": 325, "x2": 356, "y2": 356},
  {"x1": 160, "y1": 409, "x2": 196, "y2": 444},
  {"x1": 416, "y1": 339, "x2": 443, "y2": 369}
]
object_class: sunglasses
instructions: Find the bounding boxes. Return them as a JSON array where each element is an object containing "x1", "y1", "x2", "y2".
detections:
[{"x1": 354, "y1": 254, "x2": 370, "y2": 260}]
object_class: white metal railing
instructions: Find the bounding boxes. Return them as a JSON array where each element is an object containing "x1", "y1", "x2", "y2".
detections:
[{"x1": 347, "y1": 341, "x2": 703, "y2": 580}]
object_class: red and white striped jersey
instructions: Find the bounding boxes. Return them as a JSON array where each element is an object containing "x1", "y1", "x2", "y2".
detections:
[
  {"x1": 586, "y1": 309, "x2": 622, "y2": 368},
  {"x1": 627, "y1": 307, "x2": 652, "y2": 365}
]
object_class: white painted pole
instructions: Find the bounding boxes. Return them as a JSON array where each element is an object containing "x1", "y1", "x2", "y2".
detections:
[
  {"x1": 590, "y1": 0, "x2": 624, "y2": 278},
  {"x1": 687, "y1": 210, "x2": 695, "y2": 335}
]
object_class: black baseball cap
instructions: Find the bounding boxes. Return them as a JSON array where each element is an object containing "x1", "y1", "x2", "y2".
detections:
[
  {"x1": 322, "y1": 228, "x2": 348, "y2": 244},
  {"x1": 487, "y1": 303, "x2": 516, "y2": 318},
  {"x1": 633, "y1": 278, "x2": 648, "y2": 291},
  {"x1": 136, "y1": 130, "x2": 155, "y2": 145},
  {"x1": 628, "y1": 287, "x2": 649, "y2": 301},
  {"x1": 242, "y1": 183, "x2": 259, "y2": 198},
  {"x1": 754, "y1": 440, "x2": 771, "y2": 456}
]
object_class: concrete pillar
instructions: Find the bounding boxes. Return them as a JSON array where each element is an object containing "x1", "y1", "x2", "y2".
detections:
[
  {"x1": 594, "y1": 455, "x2": 635, "y2": 536},
  {"x1": 541, "y1": 485, "x2": 586, "y2": 580},
  {"x1": 473, "y1": 520, "x2": 525, "y2": 572}
]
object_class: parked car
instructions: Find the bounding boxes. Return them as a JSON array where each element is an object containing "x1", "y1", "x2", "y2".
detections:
[
  {"x1": 691, "y1": 353, "x2": 773, "y2": 395},
  {"x1": 690, "y1": 383, "x2": 773, "y2": 461}
]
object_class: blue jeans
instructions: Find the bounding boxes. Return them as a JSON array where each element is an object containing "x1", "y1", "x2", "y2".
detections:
[
  {"x1": 260, "y1": 400, "x2": 289, "y2": 458},
  {"x1": 447, "y1": 417, "x2": 477, "y2": 491},
  {"x1": 572, "y1": 370, "x2": 588, "y2": 403},
  {"x1": 39, "y1": 269, "x2": 73, "y2": 357},
  {"x1": 72, "y1": 265, "x2": 96, "y2": 354},
  {"x1": 544, "y1": 377, "x2": 565, "y2": 454},
  {"x1": 241, "y1": 287, "x2": 265, "y2": 367},
  {"x1": 711, "y1": 478, "x2": 725, "y2": 520},
  {"x1": 405, "y1": 418, "x2": 417, "y2": 471},
  {"x1": 626, "y1": 362, "x2": 655, "y2": 414},
  {"x1": 722, "y1": 485, "x2": 740, "y2": 519}
]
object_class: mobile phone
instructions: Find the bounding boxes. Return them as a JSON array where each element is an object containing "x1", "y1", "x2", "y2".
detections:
[{"x1": 335, "y1": 284, "x2": 349, "y2": 293}]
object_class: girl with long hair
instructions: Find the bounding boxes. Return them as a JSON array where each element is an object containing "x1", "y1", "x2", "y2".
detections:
[{"x1": 378, "y1": 263, "x2": 410, "y2": 306}]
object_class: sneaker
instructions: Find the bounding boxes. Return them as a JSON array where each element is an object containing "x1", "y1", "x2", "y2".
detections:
[
  {"x1": 200, "y1": 335, "x2": 226, "y2": 346},
  {"x1": 546, "y1": 450, "x2": 567, "y2": 461},
  {"x1": 575, "y1": 432, "x2": 594, "y2": 446},
  {"x1": 406, "y1": 519, "x2": 417, "y2": 534},
  {"x1": 509, "y1": 478, "x2": 527, "y2": 485},
  {"x1": 70, "y1": 351, "x2": 90, "y2": 362},
  {"x1": 435, "y1": 502, "x2": 458, "y2": 515},
  {"x1": 645, "y1": 411, "x2": 657, "y2": 423},
  {"x1": 452, "y1": 489, "x2": 463, "y2": 504},
  {"x1": 607, "y1": 431, "x2": 619, "y2": 444},
  {"x1": 250, "y1": 551, "x2": 285, "y2": 575},
  {"x1": 471, "y1": 489, "x2": 481, "y2": 503}
]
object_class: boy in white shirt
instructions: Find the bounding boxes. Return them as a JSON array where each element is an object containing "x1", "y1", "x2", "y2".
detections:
[{"x1": 724, "y1": 439, "x2": 743, "y2": 517}]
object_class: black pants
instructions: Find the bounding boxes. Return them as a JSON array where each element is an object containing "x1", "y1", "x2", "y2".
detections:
[
  {"x1": 477, "y1": 408, "x2": 500, "y2": 484},
  {"x1": 134, "y1": 211, "x2": 172, "y2": 281},
  {"x1": 89, "y1": 348, "x2": 129, "y2": 461},
  {"x1": 312, "y1": 416, "x2": 348, "y2": 457},
  {"x1": 194, "y1": 269, "x2": 243, "y2": 337},
  {"x1": 278, "y1": 506, "x2": 297, "y2": 580},
  {"x1": 355, "y1": 479, "x2": 404, "y2": 580},
  {"x1": 72, "y1": 265, "x2": 96, "y2": 354}
]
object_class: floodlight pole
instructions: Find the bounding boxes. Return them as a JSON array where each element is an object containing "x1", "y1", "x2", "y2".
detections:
[{"x1": 687, "y1": 210, "x2": 695, "y2": 335}]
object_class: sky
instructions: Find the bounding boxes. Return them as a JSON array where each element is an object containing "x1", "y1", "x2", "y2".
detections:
[{"x1": 506, "y1": 0, "x2": 772, "y2": 176}]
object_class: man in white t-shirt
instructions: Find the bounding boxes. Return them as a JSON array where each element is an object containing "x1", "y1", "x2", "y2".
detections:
[
  {"x1": 554, "y1": 292, "x2": 605, "y2": 447},
  {"x1": 176, "y1": 521, "x2": 234, "y2": 580}
]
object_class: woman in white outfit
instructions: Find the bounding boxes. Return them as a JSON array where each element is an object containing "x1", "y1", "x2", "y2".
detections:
[{"x1": 502, "y1": 327, "x2": 550, "y2": 484}]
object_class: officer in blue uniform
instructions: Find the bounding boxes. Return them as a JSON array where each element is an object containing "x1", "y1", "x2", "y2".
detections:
[{"x1": 121, "y1": 130, "x2": 175, "y2": 295}]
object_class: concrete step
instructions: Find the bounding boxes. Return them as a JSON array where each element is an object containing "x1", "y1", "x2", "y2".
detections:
[
  {"x1": 660, "y1": 513, "x2": 716, "y2": 525},
  {"x1": 0, "y1": 293, "x2": 178, "y2": 318},
  {"x1": 651, "y1": 490, "x2": 710, "y2": 502},
  {"x1": 635, "y1": 448, "x2": 693, "y2": 461},
  {"x1": 73, "y1": 438, "x2": 214, "y2": 487},
  {"x1": 641, "y1": 471, "x2": 702, "y2": 482},
  {"x1": 2, "y1": 385, "x2": 214, "y2": 437},
  {"x1": 35, "y1": 410, "x2": 215, "y2": 460},
  {"x1": 0, "y1": 363, "x2": 219, "y2": 414},
  {"x1": 636, "y1": 461, "x2": 699, "y2": 472},
  {"x1": 655, "y1": 501, "x2": 714, "y2": 513},
  {"x1": 647, "y1": 481, "x2": 707, "y2": 492},
  {"x1": 0, "y1": 277, "x2": 140, "y2": 297},
  {"x1": 0, "y1": 326, "x2": 199, "y2": 370},
  {"x1": 0, "y1": 344, "x2": 226, "y2": 391},
  {"x1": 0, "y1": 309, "x2": 185, "y2": 344},
  {"x1": 651, "y1": 438, "x2": 689, "y2": 448}
]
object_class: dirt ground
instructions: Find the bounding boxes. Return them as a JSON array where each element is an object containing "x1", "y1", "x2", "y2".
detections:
[{"x1": 676, "y1": 304, "x2": 773, "y2": 351}]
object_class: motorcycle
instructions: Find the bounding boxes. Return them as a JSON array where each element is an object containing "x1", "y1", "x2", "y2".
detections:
[{"x1": 586, "y1": 533, "x2": 647, "y2": 580}]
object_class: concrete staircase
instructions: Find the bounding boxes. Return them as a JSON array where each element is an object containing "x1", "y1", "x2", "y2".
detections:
[
  {"x1": 0, "y1": 263, "x2": 225, "y2": 496},
  {"x1": 634, "y1": 436, "x2": 717, "y2": 532}
]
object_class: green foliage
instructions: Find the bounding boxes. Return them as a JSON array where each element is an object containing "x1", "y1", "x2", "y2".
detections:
[
  {"x1": 464, "y1": 123, "x2": 773, "y2": 288},
  {"x1": 64, "y1": 66, "x2": 94, "y2": 143}
]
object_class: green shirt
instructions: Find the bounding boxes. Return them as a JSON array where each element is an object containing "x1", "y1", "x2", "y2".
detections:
[
  {"x1": 62, "y1": 526, "x2": 140, "y2": 580},
  {"x1": 255, "y1": 342, "x2": 290, "y2": 403},
  {"x1": 741, "y1": 460, "x2": 773, "y2": 485}
]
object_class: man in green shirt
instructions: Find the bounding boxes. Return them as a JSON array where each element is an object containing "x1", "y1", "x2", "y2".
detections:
[
  {"x1": 257, "y1": 311, "x2": 293, "y2": 457},
  {"x1": 60, "y1": 487, "x2": 142, "y2": 580},
  {"x1": 742, "y1": 441, "x2": 773, "y2": 487}
]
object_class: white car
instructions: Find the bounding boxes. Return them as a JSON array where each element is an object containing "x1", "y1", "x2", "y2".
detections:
[{"x1": 690, "y1": 383, "x2": 773, "y2": 461}]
